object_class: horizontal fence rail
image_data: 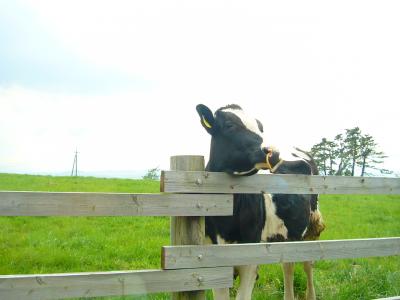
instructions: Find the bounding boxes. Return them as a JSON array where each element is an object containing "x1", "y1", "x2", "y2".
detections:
[
  {"x1": 0, "y1": 191, "x2": 233, "y2": 216},
  {"x1": 161, "y1": 171, "x2": 400, "y2": 194},
  {"x1": 162, "y1": 238, "x2": 400, "y2": 269},
  {"x1": 0, "y1": 268, "x2": 233, "y2": 300}
]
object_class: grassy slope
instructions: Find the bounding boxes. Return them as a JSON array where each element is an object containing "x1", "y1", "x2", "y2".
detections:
[{"x1": 0, "y1": 173, "x2": 399, "y2": 299}]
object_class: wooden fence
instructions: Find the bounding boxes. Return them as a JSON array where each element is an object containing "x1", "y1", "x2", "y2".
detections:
[{"x1": 0, "y1": 155, "x2": 399, "y2": 300}]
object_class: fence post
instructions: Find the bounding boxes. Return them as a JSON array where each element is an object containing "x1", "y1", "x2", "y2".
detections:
[{"x1": 170, "y1": 155, "x2": 206, "y2": 300}]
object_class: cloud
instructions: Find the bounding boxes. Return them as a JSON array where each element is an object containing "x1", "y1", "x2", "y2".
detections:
[
  {"x1": 0, "y1": 85, "x2": 212, "y2": 174},
  {"x1": 0, "y1": 1, "x2": 152, "y2": 94},
  {"x1": 0, "y1": 0, "x2": 399, "y2": 175}
]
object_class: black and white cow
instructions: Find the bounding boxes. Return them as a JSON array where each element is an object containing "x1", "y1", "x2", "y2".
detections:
[
  {"x1": 261, "y1": 147, "x2": 325, "y2": 300},
  {"x1": 196, "y1": 104, "x2": 325, "y2": 300}
]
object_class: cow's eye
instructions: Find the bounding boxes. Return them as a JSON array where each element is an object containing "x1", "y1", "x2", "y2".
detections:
[{"x1": 225, "y1": 123, "x2": 236, "y2": 131}]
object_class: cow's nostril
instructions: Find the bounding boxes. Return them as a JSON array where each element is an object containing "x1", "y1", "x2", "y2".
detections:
[{"x1": 262, "y1": 147, "x2": 269, "y2": 155}]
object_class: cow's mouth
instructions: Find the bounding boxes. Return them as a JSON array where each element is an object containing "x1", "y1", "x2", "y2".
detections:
[
  {"x1": 255, "y1": 148, "x2": 283, "y2": 173},
  {"x1": 252, "y1": 147, "x2": 273, "y2": 170},
  {"x1": 233, "y1": 152, "x2": 271, "y2": 176},
  {"x1": 233, "y1": 148, "x2": 283, "y2": 176}
]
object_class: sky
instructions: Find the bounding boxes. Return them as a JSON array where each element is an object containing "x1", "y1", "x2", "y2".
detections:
[{"x1": 1, "y1": 0, "x2": 399, "y2": 177}]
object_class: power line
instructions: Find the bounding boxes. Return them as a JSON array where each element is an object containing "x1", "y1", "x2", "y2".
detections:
[{"x1": 71, "y1": 149, "x2": 78, "y2": 176}]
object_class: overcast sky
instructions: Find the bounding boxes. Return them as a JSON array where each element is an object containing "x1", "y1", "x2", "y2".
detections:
[{"x1": 1, "y1": 0, "x2": 399, "y2": 177}]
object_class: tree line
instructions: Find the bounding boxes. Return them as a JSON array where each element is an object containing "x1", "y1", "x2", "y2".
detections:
[{"x1": 309, "y1": 127, "x2": 392, "y2": 177}]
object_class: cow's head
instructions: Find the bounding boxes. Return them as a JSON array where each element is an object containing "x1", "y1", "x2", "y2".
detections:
[{"x1": 196, "y1": 104, "x2": 270, "y2": 175}]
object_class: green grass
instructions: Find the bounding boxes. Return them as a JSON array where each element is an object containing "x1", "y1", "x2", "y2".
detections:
[
  {"x1": 0, "y1": 173, "x2": 160, "y2": 193},
  {"x1": 1, "y1": 173, "x2": 399, "y2": 299}
]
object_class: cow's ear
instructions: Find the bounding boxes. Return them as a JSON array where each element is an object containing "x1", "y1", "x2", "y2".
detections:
[{"x1": 196, "y1": 104, "x2": 215, "y2": 134}]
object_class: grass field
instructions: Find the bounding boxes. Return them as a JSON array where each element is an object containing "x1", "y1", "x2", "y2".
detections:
[{"x1": 0, "y1": 173, "x2": 399, "y2": 299}]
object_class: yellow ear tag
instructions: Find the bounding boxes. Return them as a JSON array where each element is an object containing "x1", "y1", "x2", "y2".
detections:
[{"x1": 202, "y1": 116, "x2": 212, "y2": 129}]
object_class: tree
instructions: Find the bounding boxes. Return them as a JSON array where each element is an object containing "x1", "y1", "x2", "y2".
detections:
[
  {"x1": 310, "y1": 138, "x2": 336, "y2": 175},
  {"x1": 310, "y1": 128, "x2": 389, "y2": 176},
  {"x1": 310, "y1": 140, "x2": 327, "y2": 175},
  {"x1": 357, "y1": 134, "x2": 387, "y2": 176},
  {"x1": 333, "y1": 134, "x2": 351, "y2": 176},
  {"x1": 142, "y1": 167, "x2": 160, "y2": 180},
  {"x1": 311, "y1": 135, "x2": 352, "y2": 176},
  {"x1": 344, "y1": 127, "x2": 362, "y2": 176}
]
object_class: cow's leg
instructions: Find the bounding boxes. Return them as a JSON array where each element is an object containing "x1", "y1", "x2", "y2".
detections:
[
  {"x1": 235, "y1": 264, "x2": 258, "y2": 300},
  {"x1": 205, "y1": 236, "x2": 230, "y2": 300},
  {"x1": 282, "y1": 262, "x2": 295, "y2": 300},
  {"x1": 303, "y1": 261, "x2": 316, "y2": 300}
]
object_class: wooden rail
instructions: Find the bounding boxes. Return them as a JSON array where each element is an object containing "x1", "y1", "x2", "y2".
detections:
[
  {"x1": 161, "y1": 171, "x2": 400, "y2": 194},
  {"x1": 0, "y1": 191, "x2": 233, "y2": 216},
  {"x1": 0, "y1": 267, "x2": 233, "y2": 300},
  {"x1": 162, "y1": 238, "x2": 400, "y2": 269}
]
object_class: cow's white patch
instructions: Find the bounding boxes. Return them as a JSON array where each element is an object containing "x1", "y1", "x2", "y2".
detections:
[
  {"x1": 216, "y1": 235, "x2": 237, "y2": 245},
  {"x1": 221, "y1": 108, "x2": 263, "y2": 138},
  {"x1": 301, "y1": 227, "x2": 309, "y2": 238},
  {"x1": 261, "y1": 193, "x2": 288, "y2": 241},
  {"x1": 216, "y1": 235, "x2": 227, "y2": 245}
]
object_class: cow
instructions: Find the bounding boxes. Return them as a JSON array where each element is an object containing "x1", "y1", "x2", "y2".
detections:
[
  {"x1": 196, "y1": 104, "x2": 325, "y2": 300},
  {"x1": 261, "y1": 146, "x2": 325, "y2": 300}
]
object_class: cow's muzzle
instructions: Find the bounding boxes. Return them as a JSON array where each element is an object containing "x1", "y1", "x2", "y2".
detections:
[{"x1": 255, "y1": 147, "x2": 283, "y2": 173}]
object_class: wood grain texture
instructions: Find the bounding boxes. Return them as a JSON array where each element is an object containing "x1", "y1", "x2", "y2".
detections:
[
  {"x1": 161, "y1": 171, "x2": 400, "y2": 194},
  {"x1": 0, "y1": 268, "x2": 233, "y2": 300},
  {"x1": 162, "y1": 238, "x2": 400, "y2": 269},
  {"x1": 0, "y1": 191, "x2": 232, "y2": 216},
  {"x1": 169, "y1": 156, "x2": 206, "y2": 300}
]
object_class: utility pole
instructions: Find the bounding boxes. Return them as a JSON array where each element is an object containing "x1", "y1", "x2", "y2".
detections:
[{"x1": 71, "y1": 149, "x2": 78, "y2": 176}]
